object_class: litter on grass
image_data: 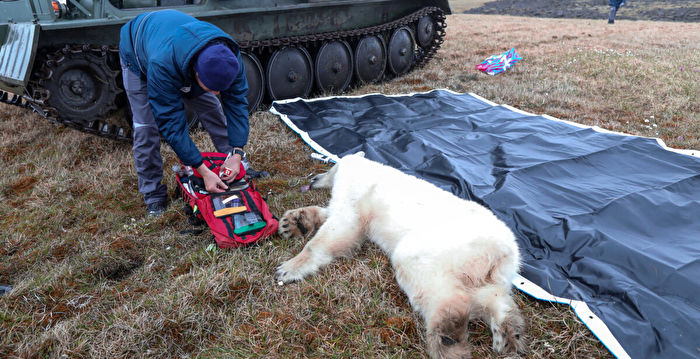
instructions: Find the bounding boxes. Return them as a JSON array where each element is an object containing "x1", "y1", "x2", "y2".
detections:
[{"x1": 476, "y1": 48, "x2": 522, "y2": 75}]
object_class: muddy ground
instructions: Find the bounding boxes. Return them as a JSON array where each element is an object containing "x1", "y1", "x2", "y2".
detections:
[{"x1": 464, "y1": 0, "x2": 700, "y2": 22}]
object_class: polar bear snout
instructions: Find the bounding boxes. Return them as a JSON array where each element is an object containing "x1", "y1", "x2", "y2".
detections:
[
  {"x1": 309, "y1": 163, "x2": 339, "y2": 189},
  {"x1": 309, "y1": 173, "x2": 326, "y2": 189}
]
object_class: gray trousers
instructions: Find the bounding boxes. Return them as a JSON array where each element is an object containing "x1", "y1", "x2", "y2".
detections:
[
  {"x1": 609, "y1": 6, "x2": 618, "y2": 22},
  {"x1": 121, "y1": 59, "x2": 232, "y2": 205}
]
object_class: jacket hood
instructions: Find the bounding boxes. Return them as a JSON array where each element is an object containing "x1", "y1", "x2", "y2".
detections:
[{"x1": 171, "y1": 21, "x2": 240, "y2": 79}]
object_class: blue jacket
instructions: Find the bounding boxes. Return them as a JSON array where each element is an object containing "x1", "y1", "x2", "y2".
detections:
[{"x1": 119, "y1": 10, "x2": 249, "y2": 168}]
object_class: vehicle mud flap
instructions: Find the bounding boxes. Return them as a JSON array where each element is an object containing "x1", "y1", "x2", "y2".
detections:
[{"x1": 0, "y1": 23, "x2": 40, "y2": 93}]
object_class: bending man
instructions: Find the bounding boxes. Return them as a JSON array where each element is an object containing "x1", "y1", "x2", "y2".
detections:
[{"x1": 119, "y1": 9, "x2": 248, "y2": 217}]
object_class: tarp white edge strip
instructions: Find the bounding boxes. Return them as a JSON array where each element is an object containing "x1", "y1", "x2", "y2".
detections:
[
  {"x1": 268, "y1": 103, "x2": 341, "y2": 163},
  {"x1": 500, "y1": 104, "x2": 698, "y2": 158},
  {"x1": 513, "y1": 275, "x2": 631, "y2": 359},
  {"x1": 467, "y1": 92, "x2": 499, "y2": 106},
  {"x1": 268, "y1": 89, "x2": 696, "y2": 359}
]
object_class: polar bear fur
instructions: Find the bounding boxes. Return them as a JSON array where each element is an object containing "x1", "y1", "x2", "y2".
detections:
[{"x1": 276, "y1": 152, "x2": 525, "y2": 358}]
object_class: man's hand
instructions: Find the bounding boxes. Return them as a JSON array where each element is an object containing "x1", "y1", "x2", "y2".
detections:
[
  {"x1": 197, "y1": 164, "x2": 228, "y2": 193},
  {"x1": 220, "y1": 153, "x2": 242, "y2": 182}
]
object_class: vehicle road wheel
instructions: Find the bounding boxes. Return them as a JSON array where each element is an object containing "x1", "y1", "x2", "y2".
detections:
[
  {"x1": 387, "y1": 26, "x2": 415, "y2": 75},
  {"x1": 266, "y1": 46, "x2": 313, "y2": 101},
  {"x1": 314, "y1": 40, "x2": 353, "y2": 93},
  {"x1": 354, "y1": 35, "x2": 386, "y2": 84},
  {"x1": 416, "y1": 15, "x2": 436, "y2": 48},
  {"x1": 241, "y1": 51, "x2": 265, "y2": 112}
]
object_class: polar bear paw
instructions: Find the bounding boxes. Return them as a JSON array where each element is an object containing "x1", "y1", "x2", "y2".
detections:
[{"x1": 278, "y1": 206, "x2": 326, "y2": 240}]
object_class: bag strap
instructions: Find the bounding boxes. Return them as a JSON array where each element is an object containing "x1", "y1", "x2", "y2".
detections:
[
  {"x1": 222, "y1": 216, "x2": 236, "y2": 239},
  {"x1": 242, "y1": 189, "x2": 261, "y2": 214}
]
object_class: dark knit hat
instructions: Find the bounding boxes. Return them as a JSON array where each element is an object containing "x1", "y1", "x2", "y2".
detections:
[{"x1": 194, "y1": 43, "x2": 239, "y2": 92}]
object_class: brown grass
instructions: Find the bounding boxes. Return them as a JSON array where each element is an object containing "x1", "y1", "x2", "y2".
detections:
[{"x1": 2, "y1": 13, "x2": 698, "y2": 358}]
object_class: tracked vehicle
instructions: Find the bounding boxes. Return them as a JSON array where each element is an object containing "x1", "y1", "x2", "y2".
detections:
[{"x1": 0, "y1": 0, "x2": 450, "y2": 141}]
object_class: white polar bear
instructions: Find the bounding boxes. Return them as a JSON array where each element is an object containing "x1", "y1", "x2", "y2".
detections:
[{"x1": 276, "y1": 152, "x2": 525, "y2": 358}]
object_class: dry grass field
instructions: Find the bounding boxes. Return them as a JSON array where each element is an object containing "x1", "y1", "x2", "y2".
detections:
[{"x1": 1, "y1": 11, "x2": 699, "y2": 359}]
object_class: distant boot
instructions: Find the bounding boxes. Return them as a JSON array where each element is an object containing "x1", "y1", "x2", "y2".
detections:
[{"x1": 608, "y1": 6, "x2": 617, "y2": 24}]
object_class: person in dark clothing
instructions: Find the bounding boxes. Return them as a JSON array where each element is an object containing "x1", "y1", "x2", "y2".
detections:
[
  {"x1": 609, "y1": 0, "x2": 627, "y2": 24},
  {"x1": 119, "y1": 10, "x2": 249, "y2": 217}
]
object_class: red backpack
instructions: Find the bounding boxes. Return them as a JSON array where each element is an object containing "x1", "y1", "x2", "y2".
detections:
[{"x1": 174, "y1": 152, "x2": 278, "y2": 248}]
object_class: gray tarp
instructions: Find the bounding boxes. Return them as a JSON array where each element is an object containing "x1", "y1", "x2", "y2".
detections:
[{"x1": 270, "y1": 90, "x2": 700, "y2": 359}]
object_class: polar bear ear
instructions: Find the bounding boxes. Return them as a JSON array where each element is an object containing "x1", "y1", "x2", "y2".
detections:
[{"x1": 355, "y1": 151, "x2": 366, "y2": 158}]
